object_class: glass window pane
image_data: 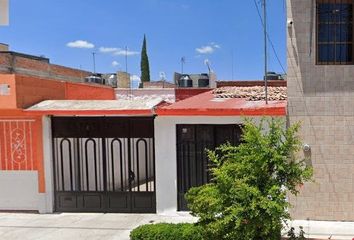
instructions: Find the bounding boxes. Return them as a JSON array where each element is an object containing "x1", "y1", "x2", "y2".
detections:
[
  {"x1": 336, "y1": 44, "x2": 352, "y2": 63},
  {"x1": 318, "y1": 4, "x2": 331, "y2": 22},
  {"x1": 319, "y1": 24, "x2": 335, "y2": 42},
  {"x1": 339, "y1": 23, "x2": 353, "y2": 42},
  {"x1": 339, "y1": 4, "x2": 353, "y2": 22},
  {"x1": 318, "y1": 44, "x2": 335, "y2": 63}
]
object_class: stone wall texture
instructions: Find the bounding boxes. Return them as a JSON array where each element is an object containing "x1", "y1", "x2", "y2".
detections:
[{"x1": 287, "y1": 0, "x2": 354, "y2": 221}]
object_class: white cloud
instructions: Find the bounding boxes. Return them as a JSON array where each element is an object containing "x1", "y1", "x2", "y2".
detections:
[
  {"x1": 112, "y1": 61, "x2": 120, "y2": 67},
  {"x1": 99, "y1": 47, "x2": 119, "y2": 53},
  {"x1": 130, "y1": 75, "x2": 141, "y2": 82},
  {"x1": 66, "y1": 40, "x2": 95, "y2": 49},
  {"x1": 113, "y1": 49, "x2": 139, "y2": 56},
  {"x1": 195, "y1": 42, "x2": 221, "y2": 54},
  {"x1": 196, "y1": 46, "x2": 214, "y2": 54},
  {"x1": 99, "y1": 46, "x2": 140, "y2": 56}
]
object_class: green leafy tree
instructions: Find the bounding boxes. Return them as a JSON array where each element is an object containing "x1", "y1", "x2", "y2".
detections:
[
  {"x1": 186, "y1": 118, "x2": 313, "y2": 240},
  {"x1": 140, "y1": 34, "x2": 150, "y2": 87}
]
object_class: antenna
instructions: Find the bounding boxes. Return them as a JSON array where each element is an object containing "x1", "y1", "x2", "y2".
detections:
[
  {"x1": 204, "y1": 59, "x2": 212, "y2": 73},
  {"x1": 263, "y1": 0, "x2": 268, "y2": 104},
  {"x1": 204, "y1": 59, "x2": 212, "y2": 81},
  {"x1": 231, "y1": 50, "x2": 234, "y2": 80},
  {"x1": 159, "y1": 71, "x2": 166, "y2": 88},
  {"x1": 181, "y1": 57, "x2": 186, "y2": 73},
  {"x1": 92, "y1": 52, "x2": 96, "y2": 74}
]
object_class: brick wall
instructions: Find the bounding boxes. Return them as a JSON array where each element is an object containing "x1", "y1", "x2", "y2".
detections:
[
  {"x1": 0, "y1": 52, "x2": 91, "y2": 82},
  {"x1": 287, "y1": 0, "x2": 354, "y2": 221}
]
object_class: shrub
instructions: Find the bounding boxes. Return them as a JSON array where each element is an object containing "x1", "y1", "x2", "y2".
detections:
[
  {"x1": 130, "y1": 223, "x2": 204, "y2": 240},
  {"x1": 186, "y1": 118, "x2": 313, "y2": 240}
]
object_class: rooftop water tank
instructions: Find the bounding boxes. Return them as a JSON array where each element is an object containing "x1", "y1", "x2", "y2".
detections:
[
  {"x1": 198, "y1": 73, "x2": 209, "y2": 87},
  {"x1": 178, "y1": 74, "x2": 193, "y2": 87}
]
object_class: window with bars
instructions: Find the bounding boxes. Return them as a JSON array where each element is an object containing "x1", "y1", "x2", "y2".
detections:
[{"x1": 317, "y1": 0, "x2": 354, "y2": 64}]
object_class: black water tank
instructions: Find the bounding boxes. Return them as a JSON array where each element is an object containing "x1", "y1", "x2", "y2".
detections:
[
  {"x1": 198, "y1": 74, "x2": 209, "y2": 87},
  {"x1": 178, "y1": 75, "x2": 193, "y2": 87},
  {"x1": 265, "y1": 72, "x2": 282, "y2": 80}
]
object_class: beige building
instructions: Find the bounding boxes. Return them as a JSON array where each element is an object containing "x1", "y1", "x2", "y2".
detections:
[{"x1": 287, "y1": 0, "x2": 354, "y2": 221}]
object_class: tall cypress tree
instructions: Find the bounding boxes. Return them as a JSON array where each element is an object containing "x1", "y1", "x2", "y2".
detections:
[{"x1": 140, "y1": 34, "x2": 150, "y2": 85}]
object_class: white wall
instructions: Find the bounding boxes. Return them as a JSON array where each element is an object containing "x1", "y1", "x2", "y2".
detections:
[
  {"x1": 0, "y1": 171, "x2": 40, "y2": 211},
  {"x1": 41, "y1": 116, "x2": 54, "y2": 213}
]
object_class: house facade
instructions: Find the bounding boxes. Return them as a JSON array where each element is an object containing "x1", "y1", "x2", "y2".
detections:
[{"x1": 287, "y1": 0, "x2": 354, "y2": 221}]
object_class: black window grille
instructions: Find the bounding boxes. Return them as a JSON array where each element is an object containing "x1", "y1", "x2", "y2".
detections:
[{"x1": 317, "y1": 0, "x2": 354, "y2": 64}]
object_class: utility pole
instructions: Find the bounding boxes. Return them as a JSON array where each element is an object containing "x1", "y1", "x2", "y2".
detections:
[
  {"x1": 263, "y1": 0, "x2": 268, "y2": 104},
  {"x1": 92, "y1": 52, "x2": 96, "y2": 74}
]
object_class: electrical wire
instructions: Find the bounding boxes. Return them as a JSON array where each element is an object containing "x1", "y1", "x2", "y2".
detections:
[{"x1": 253, "y1": 0, "x2": 287, "y2": 74}]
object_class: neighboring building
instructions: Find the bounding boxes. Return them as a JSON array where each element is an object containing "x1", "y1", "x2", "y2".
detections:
[
  {"x1": 117, "y1": 71, "x2": 130, "y2": 88},
  {"x1": 0, "y1": 44, "x2": 92, "y2": 83},
  {"x1": 287, "y1": 0, "x2": 354, "y2": 221},
  {"x1": 142, "y1": 80, "x2": 176, "y2": 89}
]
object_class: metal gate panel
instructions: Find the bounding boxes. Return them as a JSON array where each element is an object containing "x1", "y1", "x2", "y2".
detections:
[
  {"x1": 176, "y1": 124, "x2": 242, "y2": 211},
  {"x1": 52, "y1": 117, "x2": 156, "y2": 213}
]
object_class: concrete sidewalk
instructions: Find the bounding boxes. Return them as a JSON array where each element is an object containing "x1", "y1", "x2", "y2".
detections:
[
  {"x1": 288, "y1": 220, "x2": 354, "y2": 240},
  {"x1": 0, "y1": 212, "x2": 196, "y2": 240},
  {"x1": 1, "y1": 212, "x2": 354, "y2": 240}
]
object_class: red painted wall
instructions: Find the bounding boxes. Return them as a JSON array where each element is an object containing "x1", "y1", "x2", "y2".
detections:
[
  {"x1": 65, "y1": 82, "x2": 115, "y2": 100},
  {"x1": 0, "y1": 74, "x2": 116, "y2": 109},
  {"x1": 0, "y1": 74, "x2": 17, "y2": 109},
  {"x1": 15, "y1": 75, "x2": 66, "y2": 109},
  {"x1": 175, "y1": 88, "x2": 211, "y2": 102}
]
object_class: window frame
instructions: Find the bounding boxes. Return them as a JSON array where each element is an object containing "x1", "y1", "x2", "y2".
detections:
[{"x1": 316, "y1": 0, "x2": 354, "y2": 65}]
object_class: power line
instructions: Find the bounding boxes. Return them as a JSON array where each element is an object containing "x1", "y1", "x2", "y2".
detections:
[{"x1": 253, "y1": 0, "x2": 286, "y2": 74}]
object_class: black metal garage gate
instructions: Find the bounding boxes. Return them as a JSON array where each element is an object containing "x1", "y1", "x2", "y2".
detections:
[
  {"x1": 176, "y1": 124, "x2": 242, "y2": 211},
  {"x1": 52, "y1": 117, "x2": 156, "y2": 213}
]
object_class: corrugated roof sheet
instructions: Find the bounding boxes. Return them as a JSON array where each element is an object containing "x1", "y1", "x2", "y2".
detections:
[{"x1": 27, "y1": 99, "x2": 164, "y2": 111}]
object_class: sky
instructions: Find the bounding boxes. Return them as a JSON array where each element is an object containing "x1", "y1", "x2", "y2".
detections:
[{"x1": 0, "y1": 0, "x2": 287, "y2": 83}]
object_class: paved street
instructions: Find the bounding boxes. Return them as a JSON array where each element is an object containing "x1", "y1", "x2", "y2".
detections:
[{"x1": 0, "y1": 212, "x2": 196, "y2": 240}]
